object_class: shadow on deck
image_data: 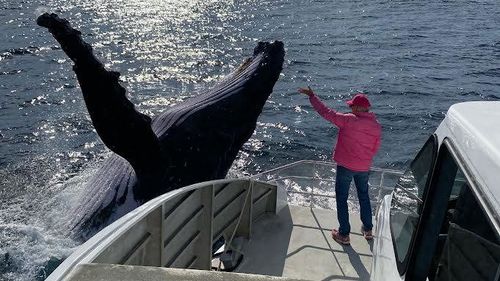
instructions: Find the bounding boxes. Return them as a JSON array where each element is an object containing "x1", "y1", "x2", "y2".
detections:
[{"x1": 237, "y1": 205, "x2": 373, "y2": 281}]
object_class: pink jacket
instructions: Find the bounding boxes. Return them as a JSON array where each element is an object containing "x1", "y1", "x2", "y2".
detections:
[{"x1": 309, "y1": 94, "x2": 381, "y2": 172}]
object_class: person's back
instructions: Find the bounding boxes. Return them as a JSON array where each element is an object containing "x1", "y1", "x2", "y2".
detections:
[
  {"x1": 334, "y1": 110, "x2": 381, "y2": 172},
  {"x1": 298, "y1": 87, "x2": 381, "y2": 245},
  {"x1": 306, "y1": 91, "x2": 381, "y2": 172}
]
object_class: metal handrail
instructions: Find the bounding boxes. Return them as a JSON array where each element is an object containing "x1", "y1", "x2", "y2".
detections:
[
  {"x1": 252, "y1": 159, "x2": 404, "y2": 179},
  {"x1": 251, "y1": 160, "x2": 404, "y2": 209}
]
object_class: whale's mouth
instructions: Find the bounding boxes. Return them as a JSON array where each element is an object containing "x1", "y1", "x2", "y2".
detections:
[
  {"x1": 238, "y1": 41, "x2": 285, "y2": 73},
  {"x1": 253, "y1": 41, "x2": 285, "y2": 59},
  {"x1": 235, "y1": 58, "x2": 253, "y2": 74},
  {"x1": 152, "y1": 40, "x2": 285, "y2": 136}
]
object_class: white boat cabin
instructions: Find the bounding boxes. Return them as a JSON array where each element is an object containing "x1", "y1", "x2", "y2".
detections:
[{"x1": 373, "y1": 101, "x2": 500, "y2": 281}]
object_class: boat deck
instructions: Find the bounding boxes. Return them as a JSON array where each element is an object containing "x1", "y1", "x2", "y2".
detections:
[
  {"x1": 237, "y1": 205, "x2": 373, "y2": 281},
  {"x1": 47, "y1": 177, "x2": 381, "y2": 281},
  {"x1": 66, "y1": 205, "x2": 372, "y2": 281}
]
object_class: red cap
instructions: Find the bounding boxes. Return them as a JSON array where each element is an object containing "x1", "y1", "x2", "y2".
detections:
[{"x1": 346, "y1": 93, "x2": 371, "y2": 108}]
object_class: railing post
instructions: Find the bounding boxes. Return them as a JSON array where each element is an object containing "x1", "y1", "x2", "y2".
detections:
[
  {"x1": 198, "y1": 184, "x2": 214, "y2": 269},
  {"x1": 310, "y1": 183, "x2": 314, "y2": 209},
  {"x1": 147, "y1": 207, "x2": 163, "y2": 266},
  {"x1": 236, "y1": 180, "x2": 253, "y2": 239},
  {"x1": 377, "y1": 171, "x2": 386, "y2": 202}
]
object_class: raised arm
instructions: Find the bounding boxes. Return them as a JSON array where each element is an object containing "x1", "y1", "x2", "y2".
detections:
[
  {"x1": 37, "y1": 13, "x2": 161, "y2": 174},
  {"x1": 298, "y1": 87, "x2": 348, "y2": 127}
]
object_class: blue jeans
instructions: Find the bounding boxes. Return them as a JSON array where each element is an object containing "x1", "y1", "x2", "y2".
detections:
[{"x1": 335, "y1": 165, "x2": 373, "y2": 236}]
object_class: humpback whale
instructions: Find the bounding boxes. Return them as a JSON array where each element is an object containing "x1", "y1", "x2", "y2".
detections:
[{"x1": 36, "y1": 13, "x2": 285, "y2": 240}]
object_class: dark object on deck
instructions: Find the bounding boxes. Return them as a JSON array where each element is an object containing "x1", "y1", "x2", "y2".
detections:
[{"x1": 37, "y1": 13, "x2": 285, "y2": 240}]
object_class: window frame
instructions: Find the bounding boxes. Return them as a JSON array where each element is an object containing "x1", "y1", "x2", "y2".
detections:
[
  {"x1": 390, "y1": 134, "x2": 439, "y2": 275},
  {"x1": 405, "y1": 138, "x2": 500, "y2": 280},
  {"x1": 438, "y1": 138, "x2": 500, "y2": 243}
]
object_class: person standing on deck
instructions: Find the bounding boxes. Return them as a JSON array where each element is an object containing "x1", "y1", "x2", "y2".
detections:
[{"x1": 298, "y1": 87, "x2": 382, "y2": 246}]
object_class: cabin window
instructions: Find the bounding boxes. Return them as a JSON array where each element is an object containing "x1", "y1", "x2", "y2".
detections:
[
  {"x1": 390, "y1": 136, "x2": 437, "y2": 273},
  {"x1": 428, "y1": 147, "x2": 500, "y2": 281}
]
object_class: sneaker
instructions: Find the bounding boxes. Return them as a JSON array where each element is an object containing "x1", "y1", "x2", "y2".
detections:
[
  {"x1": 362, "y1": 227, "x2": 373, "y2": 240},
  {"x1": 331, "y1": 229, "x2": 350, "y2": 245}
]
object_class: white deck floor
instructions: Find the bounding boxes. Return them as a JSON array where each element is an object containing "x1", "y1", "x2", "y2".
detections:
[
  {"x1": 63, "y1": 205, "x2": 373, "y2": 281},
  {"x1": 237, "y1": 205, "x2": 373, "y2": 281}
]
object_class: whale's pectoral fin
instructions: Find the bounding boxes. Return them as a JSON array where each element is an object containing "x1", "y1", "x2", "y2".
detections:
[{"x1": 37, "y1": 13, "x2": 161, "y2": 174}]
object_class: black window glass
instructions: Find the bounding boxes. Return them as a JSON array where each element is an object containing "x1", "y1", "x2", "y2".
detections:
[
  {"x1": 390, "y1": 136, "x2": 436, "y2": 270},
  {"x1": 434, "y1": 164, "x2": 500, "y2": 281}
]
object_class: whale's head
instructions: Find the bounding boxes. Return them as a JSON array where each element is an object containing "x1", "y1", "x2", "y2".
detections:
[{"x1": 131, "y1": 41, "x2": 286, "y2": 199}]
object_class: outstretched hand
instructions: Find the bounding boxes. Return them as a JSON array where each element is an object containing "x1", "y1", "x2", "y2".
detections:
[{"x1": 298, "y1": 86, "x2": 314, "y2": 97}]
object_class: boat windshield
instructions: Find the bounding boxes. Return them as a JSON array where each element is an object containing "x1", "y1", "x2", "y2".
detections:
[{"x1": 389, "y1": 136, "x2": 437, "y2": 270}]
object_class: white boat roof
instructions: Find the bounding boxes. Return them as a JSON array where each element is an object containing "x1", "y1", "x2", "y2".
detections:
[{"x1": 441, "y1": 101, "x2": 500, "y2": 222}]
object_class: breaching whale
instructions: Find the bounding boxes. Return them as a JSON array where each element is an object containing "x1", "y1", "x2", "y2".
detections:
[{"x1": 37, "y1": 13, "x2": 285, "y2": 240}]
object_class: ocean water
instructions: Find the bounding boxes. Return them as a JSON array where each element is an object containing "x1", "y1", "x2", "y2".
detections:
[{"x1": 1, "y1": 0, "x2": 499, "y2": 279}]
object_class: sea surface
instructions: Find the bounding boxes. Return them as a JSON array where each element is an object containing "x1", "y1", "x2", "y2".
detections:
[{"x1": 1, "y1": 0, "x2": 499, "y2": 280}]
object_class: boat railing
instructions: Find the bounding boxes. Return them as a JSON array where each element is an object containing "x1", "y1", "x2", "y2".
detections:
[
  {"x1": 251, "y1": 160, "x2": 404, "y2": 211},
  {"x1": 47, "y1": 178, "x2": 280, "y2": 281}
]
